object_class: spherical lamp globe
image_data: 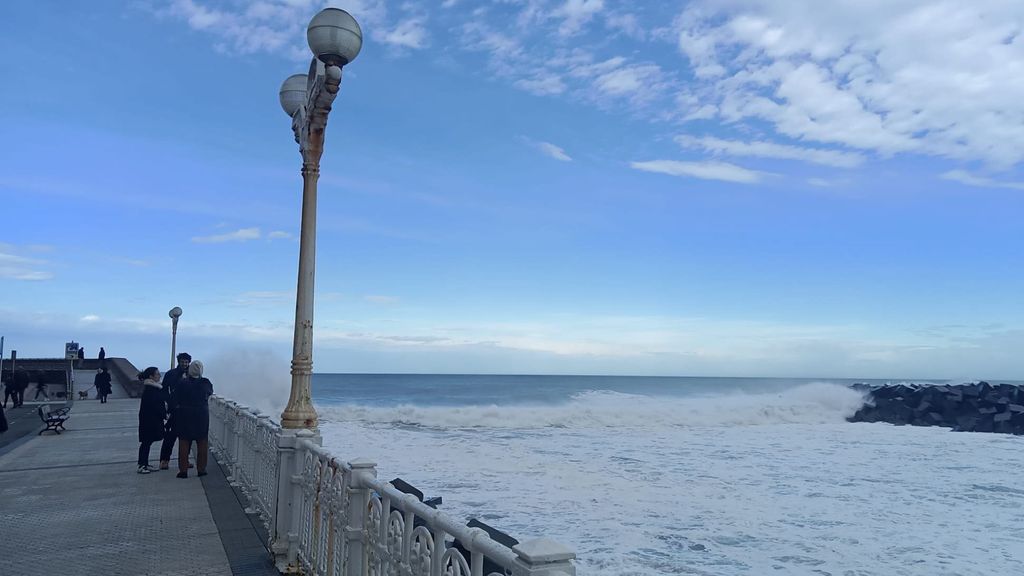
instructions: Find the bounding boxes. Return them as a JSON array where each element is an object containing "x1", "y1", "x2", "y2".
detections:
[
  {"x1": 169, "y1": 307, "x2": 182, "y2": 319},
  {"x1": 279, "y1": 74, "x2": 308, "y2": 117},
  {"x1": 307, "y1": 8, "x2": 362, "y2": 67}
]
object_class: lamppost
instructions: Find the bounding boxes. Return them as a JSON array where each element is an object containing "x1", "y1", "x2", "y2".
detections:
[
  {"x1": 169, "y1": 307, "x2": 182, "y2": 370},
  {"x1": 278, "y1": 8, "x2": 362, "y2": 430}
]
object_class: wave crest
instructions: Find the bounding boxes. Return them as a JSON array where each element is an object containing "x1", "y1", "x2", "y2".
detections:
[{"x1": 317, "y1": 383, "x2": 867, "y2": 429}]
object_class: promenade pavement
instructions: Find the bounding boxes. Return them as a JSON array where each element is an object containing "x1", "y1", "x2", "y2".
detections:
[{"x1": 0, "y1": 398, "x2": 276, "y2": 575}]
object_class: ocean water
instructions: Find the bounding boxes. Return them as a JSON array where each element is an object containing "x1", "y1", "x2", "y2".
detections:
[{"x1": 312, "y1": 374, "x2": 1024, "y2": 576}]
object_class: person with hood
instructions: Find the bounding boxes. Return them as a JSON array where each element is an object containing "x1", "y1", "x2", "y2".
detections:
[
  {"x1": 175, "y1": 360, "x2": 213, "y2": 478},
  {"x1": 94, "y1": 368, "x2": 113, "y2": 403},
  {"x1": 159, "y1": 352, "x2": 191, "y2": 470},
  {"x1": 98, "y1": 347, "x2": 106, "y2": 369},
  {"x1": 136, "y1": 367, "x2": 165, "y2": 474}
]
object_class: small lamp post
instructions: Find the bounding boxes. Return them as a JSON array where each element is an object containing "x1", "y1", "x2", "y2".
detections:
[
  {"x1": 169, "y1": 307, "x2": 183, "y2": 370},
  {"x1": 279, "y1": 8, "x2": 362, "y2": 430}
]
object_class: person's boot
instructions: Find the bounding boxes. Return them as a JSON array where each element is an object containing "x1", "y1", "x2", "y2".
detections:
[{"x1": 159, "y1": 460, "x2": 169, "y2": 470}]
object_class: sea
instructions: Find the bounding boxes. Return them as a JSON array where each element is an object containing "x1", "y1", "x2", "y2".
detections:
[{"x1": 309, "y1": 374, "x2": 1024, "y2": 576}]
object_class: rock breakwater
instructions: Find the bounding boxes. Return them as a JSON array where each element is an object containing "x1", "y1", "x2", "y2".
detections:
[{"x1": 849, "y1": 382, "x2": 1024, "y2": 434}]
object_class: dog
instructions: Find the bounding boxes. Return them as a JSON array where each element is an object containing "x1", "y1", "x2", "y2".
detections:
[{"x1": 78, "y1": 391, "x2": 90, "y2": 400}]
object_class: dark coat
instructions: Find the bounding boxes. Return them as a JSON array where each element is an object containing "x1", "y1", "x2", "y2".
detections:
[
  {"x1": 98, "y1": 348, "x2": 106, "y2": 361},
  {"x1": 176, "y1": 376, "x2": 213, "y2": 440},
  {"x1": 138, "y1": 382, "x2": 166, "y2": 443},
  {"x1": 94, "y1": 372, "x2": 112, "y2": 395}
]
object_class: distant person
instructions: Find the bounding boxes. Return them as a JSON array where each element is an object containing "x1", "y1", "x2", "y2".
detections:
[
  {"x1": 175, "y1": 360, "x2": 212, "y2": 479},
  {"x1": 136, "y1": 367, "x2": 165, "y2": 474},
  {"x1": 94, "y1": 368, "x2": 113, "y2": 403},
  {"x1": 0, "y1": 399, "x2": 7, "y2": 433},
  {"x1": 98, "y1": 347, "x2": 106, "y2": 368},
  {"x1": 77, "y1": 346, "x2": 85, "y2": 367},
  {"x1": 14, "y1": 370, "x2": 28, "y2": 407},
  {"x1": 2, "y1": 374, "x2": 15, "y2": 408},
  {"x1": 159, "y1": 353, "x2": 191, "y2": 470},
  {"x1": 34, "y1": 372, "x2": 50, "y2": 401}
]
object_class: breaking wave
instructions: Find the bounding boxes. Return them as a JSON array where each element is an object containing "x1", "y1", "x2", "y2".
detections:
[{"x1": 317, "y1": 382, "x2": 867, "y2": 429}]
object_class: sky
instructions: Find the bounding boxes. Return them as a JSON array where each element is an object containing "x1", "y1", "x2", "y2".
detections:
[{"x1": 1, "y1": 0, "x2": 1023, "y2": 379}]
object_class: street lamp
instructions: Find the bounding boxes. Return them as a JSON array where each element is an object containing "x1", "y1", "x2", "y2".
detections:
[
  {"x1": 278, "y1": 7, "x2": 362, "y2": 430},
  {"x1": 169, "y1": 307, "x2": 183, "y2": 370}
]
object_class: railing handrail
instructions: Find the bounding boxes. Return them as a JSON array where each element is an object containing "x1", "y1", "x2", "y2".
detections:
[{"x1": 208, "y1": 394, "x2": 576, "y2": 576}]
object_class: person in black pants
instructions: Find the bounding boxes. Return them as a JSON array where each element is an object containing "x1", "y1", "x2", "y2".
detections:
[
  {"x1": 136, "y1": 367, "x2": 165, "y2": 474},
  {"x1": 94, "y1": 368, "x2": 113, "y2": 403},
  {"x1": 176, "y1": 360, "x2": 213, "y2": 479},
  {"x1": 159, "y1": 353, "x2": 191, "y2": 470}
]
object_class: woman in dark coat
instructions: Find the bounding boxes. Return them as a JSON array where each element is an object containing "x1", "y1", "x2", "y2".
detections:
[
  {"x1": 95, "y1": 368, "x2": 113, "y2": 403},
  {"x1": 175, "y1": 360, "x2": 213, "y2": 478},
  {"x1": 137, "y1": 367, "x2": 165, "y2": 474}
]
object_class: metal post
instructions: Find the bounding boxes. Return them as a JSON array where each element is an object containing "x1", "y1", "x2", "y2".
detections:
[
  {"x1": 171, "y1": 318, "x2": 178, "y2": 370},
  {"x1": 282, "y1": 162, "x2": 321, "y2": 429},
  {"x1": 346, "y1": 459, "x2": 376, "y2": 576}
]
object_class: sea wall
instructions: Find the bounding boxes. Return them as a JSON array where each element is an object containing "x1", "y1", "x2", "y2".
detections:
[{"x1": 849, "y1": 382, "x2": 1024, "y2": 434}]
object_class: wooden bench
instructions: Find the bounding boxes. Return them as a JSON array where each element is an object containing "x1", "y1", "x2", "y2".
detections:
[{"x1": 38, "y1": 405, "x2": 70, "y2": 435}]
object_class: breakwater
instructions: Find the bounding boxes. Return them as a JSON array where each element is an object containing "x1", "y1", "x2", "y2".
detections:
[{"x1": 849, "y1": 382, "x2": 1024, "y2": 434}]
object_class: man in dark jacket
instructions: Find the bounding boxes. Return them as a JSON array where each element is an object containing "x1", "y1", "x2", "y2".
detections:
[
  {"x1": 159, "y1": 352, "x2": 191, "y2": 470},
  {"x1": 14, "y1": 370, "x2": 29, "y2": 407}
]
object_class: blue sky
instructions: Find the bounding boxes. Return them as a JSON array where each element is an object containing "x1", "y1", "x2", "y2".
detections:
[{"x1": 2, "y1": 0, "x2": 1023, "y2": 379}]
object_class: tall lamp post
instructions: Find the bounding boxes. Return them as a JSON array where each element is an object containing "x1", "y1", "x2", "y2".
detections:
[
  {"x1": 169, "y1": 307, "x2": 183, "y2": 370},
  {"x1": 278, "y1": 8, "x2": 362, "y2": 430}
]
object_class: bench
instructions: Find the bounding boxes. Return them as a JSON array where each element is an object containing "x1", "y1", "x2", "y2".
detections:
[{"x1": 38, "y1": 405, "x2": 71, "y2": 435}]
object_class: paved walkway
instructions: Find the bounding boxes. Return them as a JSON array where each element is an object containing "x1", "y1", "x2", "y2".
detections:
[{"x1": 0, "y1": 399, "x2": 276, "y2": 575}]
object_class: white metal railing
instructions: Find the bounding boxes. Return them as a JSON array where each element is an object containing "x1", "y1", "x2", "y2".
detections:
[{"x1": 208, "y1": 396, "x2": 575, "y2": 576}]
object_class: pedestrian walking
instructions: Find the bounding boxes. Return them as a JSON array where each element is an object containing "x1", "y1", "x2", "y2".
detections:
[
  {"x1": 136, "y1": 367, "x2": 165, "y2": 474},
  {"x1": 2, "y1": 375, "x2": 15, "y2": 408},
  {"x1": 94, "y1": 368, "x2": 113, "y2": 403},
  {"x1": 98, "y1": 347, "x2": 106, "y2": 369},
  {"x1": 33, "y1": 372, "x2": 50, "y2": 401},
  {"x1": 159, "y1": 353, "x2": 191, "y2": 470},
  {"x1": 175, "y1": 360, "x2": 213, "y2": 479},
  {"x1": 77, "y1": 346, "x2": 85, "y2": 368}
]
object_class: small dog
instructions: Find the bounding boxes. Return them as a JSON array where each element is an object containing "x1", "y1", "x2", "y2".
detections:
[{"x1": 78, "y1": 391, "x2": 90, "y2": 400}]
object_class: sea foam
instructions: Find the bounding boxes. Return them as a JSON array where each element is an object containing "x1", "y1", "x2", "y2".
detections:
[{"x1": 318, "y1": 382, "x2": 867, "y2": 428}]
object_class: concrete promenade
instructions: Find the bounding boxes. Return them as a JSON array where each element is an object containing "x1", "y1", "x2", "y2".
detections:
[{"x1": 0, "y1": 398, "x2": 277, "y2": 576}]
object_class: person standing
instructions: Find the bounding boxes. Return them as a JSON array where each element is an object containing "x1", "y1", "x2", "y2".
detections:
[
  {"x1": 2, "y1": 374, "x2": 15, "y2": 408},
  {"x1": 98, "y1": 347, "x2": 106, "y2": 369},
  {"x1": 14, "y1": 369, "x2": 28, "y2": 407},
  {"x1": 94, "y1": 368, "x2": 112, "y2": 403},
  {"x1": 175, "y1": 360, "x2": 212, "y2": 479},
  {"x1": 136, "y1": 367, "x2": 164, "y2": 474},
  {"x1": 77, "y1": 346, "x2": 85, "y2": 368},
  {"x1": 159, "y1": 353, "x2": 191, "y2": 470}
]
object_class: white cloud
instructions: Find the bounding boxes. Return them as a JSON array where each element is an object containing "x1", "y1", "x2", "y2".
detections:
[
  {"x1": 163, "y1": 0, "x2": 392, "y2": 57},
  {"x1": 673, "y1": 1, "x2": 1024, "y2": 167},
  {"x1": 554, "y1": 0, "x2": 605, "y2": 36},
  {"x1": 676, "y1": 135, "x2": 865, "y2": 168},
  {"x1": 268, "y1": 230, "x2": 294, "y2": 240},
  {"x1": 0, "y1": 244, "x2": 53, "y2": 281},
  {"x1": 81, "y1": 315, "x2": 101, "y2": 322},
  {"x1": 940, "y1": 170, "x2": 1024, "y2": 191},
  {"x1": 631, "y1": 160, "x2": 763, "y2": 184},
  {"x1": 379, "y1": 18, "x2": 429, "y2": 49},
  {"x1": 192, "y1": 227, "x2": 262, "y2": 243},
  {"x1": 605, "y1": 12, "x2": 645, "y2": 39},
  {"x1": 533, "y1": 141, "x2": 573, "y2": 162}
]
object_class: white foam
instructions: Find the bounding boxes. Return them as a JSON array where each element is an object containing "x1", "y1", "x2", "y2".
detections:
[
  {"x1": 318, "y1": 383, "x2": 867, "y2": 428},
  {"x1": 318, "y1": 384, "x2": 1024, "y2": 575}
]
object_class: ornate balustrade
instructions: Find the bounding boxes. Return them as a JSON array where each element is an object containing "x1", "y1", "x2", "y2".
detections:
[{"x1": 209, "y1": 396, "x2": 576, "y2": 576}]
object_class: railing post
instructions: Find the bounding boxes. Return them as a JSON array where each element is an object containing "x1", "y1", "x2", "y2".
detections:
[
  {"x1": 272, "y1": 428, "x2": 319, "y2": 573},
  {"x1": 511, "y1": 539, "x2": 577, "y2": 576},
  {"x1": 230, "y1": 404, "x2": 249, "y2": 486},
  {"x1": 346, "y1": 458, "x2": 377, "y2": 576}
]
